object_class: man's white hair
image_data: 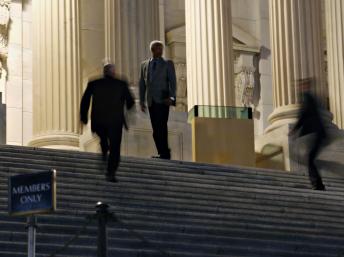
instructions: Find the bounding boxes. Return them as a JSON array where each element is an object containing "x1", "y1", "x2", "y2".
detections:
[
  {"x1": 150, "y1": 40, "x2": 164, "y2": 51},
  {"x1": 102, "y1": 58, "x2": 112, "y2": 67}
]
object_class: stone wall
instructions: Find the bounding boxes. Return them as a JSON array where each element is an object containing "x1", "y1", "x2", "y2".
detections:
[{"x1": 6, "y1": 0, "x2": 32, "y2": 146}]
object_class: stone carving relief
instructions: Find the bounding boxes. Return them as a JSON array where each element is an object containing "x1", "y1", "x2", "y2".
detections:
[
  {"x1": 235, "y1": 66, "x2": 255, "y2": 107},
  {"x1": 0, "y1": 0, "x2": 10, "y2": 82},
  {"x1": 234, "y1": 51, "x2": 260, "y2": 109},
  {"x1": 175, "y1": 62, "x2": 187, "y2": 112}
]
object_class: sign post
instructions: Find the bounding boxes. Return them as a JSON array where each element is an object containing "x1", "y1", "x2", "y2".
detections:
[
  {"x1": 8, "y1": 169, "x2": 57, "y2": 257},
  {"x1": 27, "y1": 216, "x2": 37, "y2": 257}
]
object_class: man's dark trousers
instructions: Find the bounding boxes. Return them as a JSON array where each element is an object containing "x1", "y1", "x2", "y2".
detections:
[
  {"x1": 149, "y1": 101, "x2": 170, "y2": 159},
  {"x1": 95, "y1": 124, "x2": 123, "y2": 176},
  {"x1": 308, "y1": 135, "x2": 325, "y2": 190}
]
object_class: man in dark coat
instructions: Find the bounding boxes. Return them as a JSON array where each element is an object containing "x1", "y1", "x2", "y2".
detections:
[
  {"x1": 139, "y1": 40, "x2": 177, "y2": 160},
  {"x1": 290, "y1": 79, "x2": 326, "y2": 190},
  {"x1": 80, "y1": 64, "x2": 134, "y2": 182}
]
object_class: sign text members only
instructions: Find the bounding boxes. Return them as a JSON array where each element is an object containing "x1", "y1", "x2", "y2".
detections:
[{"x1": 8, "y1": 170, "x2": 56, "y2": 216}]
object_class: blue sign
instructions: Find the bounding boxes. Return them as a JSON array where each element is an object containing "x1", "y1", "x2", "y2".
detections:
[{"x1": 8, "y1": 170, "x2": 56, "y2": 216}]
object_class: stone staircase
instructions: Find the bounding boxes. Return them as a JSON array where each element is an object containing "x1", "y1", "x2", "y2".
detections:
[{"x1": 0, "y1": 145, "x2": 344, "y2": 257}]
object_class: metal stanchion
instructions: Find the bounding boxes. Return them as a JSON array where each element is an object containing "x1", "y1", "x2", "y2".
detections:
[
  {"x1": 95, "y1": 202, "x2": 170, "y2": 257},
  {"x1": 96, "y1": 202, "x2": 109, "y2": 257},
  {"x1": 27, "y1": 216, "x2": 37, "y2": 257}
]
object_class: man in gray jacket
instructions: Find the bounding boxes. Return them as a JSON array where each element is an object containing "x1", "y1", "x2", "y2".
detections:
[{"x1": 139, "y1": 41, "x2": 177, "y2": 160}]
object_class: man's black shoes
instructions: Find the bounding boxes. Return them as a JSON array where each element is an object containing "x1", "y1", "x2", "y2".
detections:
[
  {"x1": 105, "y1": 173, "x2": 118, "y2": 183},
  {"x1": 312, "y1": 183, "x2": 326, "y2": 191},
  {"x1": 152, "y1": 150, "x2": 171, "y2": 160},
  {"x1": 152, "y1": 154, "x2": 171, "y2": 160}
]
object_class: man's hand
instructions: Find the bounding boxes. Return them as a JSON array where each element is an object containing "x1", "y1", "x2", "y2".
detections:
[
  {"x1": 81, "y1": 115, "x2": 88, "y2": 125},
  {"x1": 140, "y1": 103, "x2": 147, "y2": 113},
  {"x1": 164, "y1": 98, "x2": 174, "y2": 106}
]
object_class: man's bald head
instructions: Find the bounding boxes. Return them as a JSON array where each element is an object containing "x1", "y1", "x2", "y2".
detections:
[{"x1": 103, "y1": 63, "x2": 115, "y2": 78}]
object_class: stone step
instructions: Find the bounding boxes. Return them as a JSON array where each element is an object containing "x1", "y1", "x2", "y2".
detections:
[
  {"x1": 0, "y1": 240, "x2": 339, "y2": 257},
  {"x1": 0, "y1": 146, "x2": 344, "y2": 188},
  {"x1": 1, "y1": 170, "x2": 344, "y2": 213},
  {"x1": 1, "y1": 145, "x2": 344, "y2": 257},
  {"x1": 1, "y1": 163, "x2": 344, "y2": 201},
  {"x1": 2, "y1": 192, "x2": 344, "y2": 230},
  {"x1": 1, "y1": 228, "x2": 344, "y2": 256},
  {"x1": 2, "y1": 183, "x2": 342, "y2": 218},
  {"x1": 3, "y1": 177, "x2": 342, "y2": 229},
  {"x1": 1, "y1": 144, "x2": 341, "y2": 182},
  {"x1": 2, "y1": 211, "x2": 344, "y2": 244},
  {"x1": 1, "y1": 214, "x2": 344, "y2": 246},
  {"x1": 0, "y1": 151, "x2": 314, "y2": 184},
  {"x1": 2, "y1": 185, "x2": 344, "y2": 226},
  {"x1": 1, "y1": 171, "x2": 343, "y2": 207}
]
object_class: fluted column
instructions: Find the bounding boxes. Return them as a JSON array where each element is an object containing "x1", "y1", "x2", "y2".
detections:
[
  {"x1": 30, "y1": 0, "x2": 81, "y2": 149},
  {"x1": 325, "y1": 0, "x2": 344, "y2": 129},
  {"x1": 105, "y1": 0, "x2": 160, "y2": 89},
  {"x1": 105, "y1": 0, "x2": 116, "y2": 62},
  {"x1": 267, "y1": 0, "x2": 327, "y2": 132},
  {"x1": 185, "y1": 0, "x2": 235, "y2": 110}
]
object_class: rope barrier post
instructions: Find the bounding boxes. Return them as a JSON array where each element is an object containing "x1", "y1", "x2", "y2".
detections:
[
  {"x1": 26, "y1": 215, "x2": 37, "y2": 257},
  {"x1": 96, "y1": 202, "x2": 109, "y2": 257}
]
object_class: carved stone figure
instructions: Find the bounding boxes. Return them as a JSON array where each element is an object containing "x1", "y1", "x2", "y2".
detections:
[
  {"x1": 0, "y1": 0, "x2": 10, "y2": 81},
  {"x1": 235, "y1": 67, "x2": 255, "y2": 107},
  {"x1": 175, "y1": 62, "x2": 187, "y2": 112}
]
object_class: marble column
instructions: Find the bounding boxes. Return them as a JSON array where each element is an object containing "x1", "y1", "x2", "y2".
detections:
[
  {"x1": 325, "y1": 0, "x2": 344, "y2": 129},
  {"x1": 185, "y1": 0, "x2": 235, "y2": 110},
  {"x1": 267, "y1": 0, "x2": 327, "y2": 132},
  {"x1": 30, "y1": 0, "x2": 81, "y2": 149},
  {"x1": 104, "y1": 0, "x2": 160, "y2": 91}
]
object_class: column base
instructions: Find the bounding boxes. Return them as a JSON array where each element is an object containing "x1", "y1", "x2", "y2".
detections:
[
  {"x1": 28, "y1": 133, "x2": 80, "y2": 150},
  {"x1": 265, "y1": 105, "x2": 300, "y2": 133},
  {"x1": 255, "y1": 124, "x2": 292, "y2": 171},
  {"x1": 257, "y1": 104, "x2": 336, "y2": 171}
]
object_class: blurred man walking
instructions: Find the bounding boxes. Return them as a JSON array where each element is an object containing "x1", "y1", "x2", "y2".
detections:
[
  {"x1": 80, "y1": 63, "x2": 134, "y2": 182},
  {"x1": 290, "y1": 78, "x2": 326, "y2": 190}
]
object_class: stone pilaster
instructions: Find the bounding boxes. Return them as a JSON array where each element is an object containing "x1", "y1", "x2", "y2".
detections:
[
  {"x1": 166, "y1": 26, "x2": 187, "y2": 112},
  {"x1": 104, "y1": 0, "x2": 116, "y2": 62},
  {"x1": 104, "y1": 0, "x2": 160, "y2": 90},
  {"x1": 325, "y1": 0, "x2": 344, "y2": 129},
  {"x1": 267, "y1": 0, "x2": 327, "y2": 132},
  {"x1": 30, "y1": 0, "x2": 81, "y2": 149},
  {"x1": 185, "y1": 0, "x2": 235, "y2": 110}
]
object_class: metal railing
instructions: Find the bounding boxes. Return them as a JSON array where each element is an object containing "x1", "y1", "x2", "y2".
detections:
[{"x1": 46, "y1": 202, "x2": 171, "y2": 257}]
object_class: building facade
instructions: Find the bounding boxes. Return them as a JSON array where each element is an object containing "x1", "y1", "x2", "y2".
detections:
[{"x1": 2, "y1": 0, "x2": 344, "y2": 172}]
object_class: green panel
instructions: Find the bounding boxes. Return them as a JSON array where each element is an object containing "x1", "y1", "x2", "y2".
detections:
[{"x1": 188, "y1": 105, "x2": 252, "y2": 122}]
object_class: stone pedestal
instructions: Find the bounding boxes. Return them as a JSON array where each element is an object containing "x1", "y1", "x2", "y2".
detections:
[
  {"x1": 192, "y1": 117, "x2": 255, "y2": 167},
  {"x1": 30, "y1": 0, "x2": 81, "y2": 149}
]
